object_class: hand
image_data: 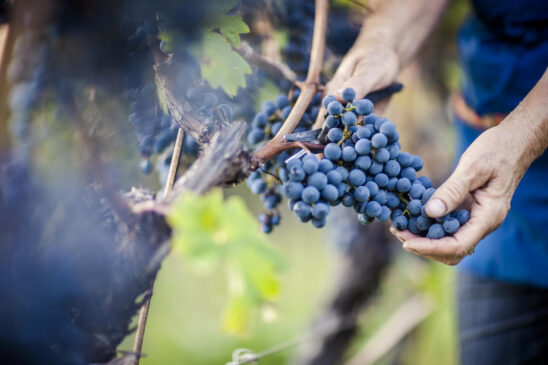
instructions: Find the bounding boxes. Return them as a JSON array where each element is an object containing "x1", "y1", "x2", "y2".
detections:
[
  {"x1": 391, "y1": 121, "x2": 532, "y2": 265},
  {"x1": 316, "y1": 33, "x2": 399, "y2": 124}
]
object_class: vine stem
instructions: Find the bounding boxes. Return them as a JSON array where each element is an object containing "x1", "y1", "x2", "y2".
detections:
[
  {"x1": 253, "y1": 0, "x2": 329, "y2": 165},
  {"x1": 237, "y1": 41, "x2": 298, "y2": 83},
  {"x1": 132, "y1": 128, "x2": 185, "y2": 364}
]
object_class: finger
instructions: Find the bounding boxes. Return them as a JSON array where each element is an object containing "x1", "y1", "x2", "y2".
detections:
[{"x1": 425, "y1": 159, "x2": 487, "y2": 218}]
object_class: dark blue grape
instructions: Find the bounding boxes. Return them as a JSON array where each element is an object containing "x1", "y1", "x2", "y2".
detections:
[
  {"x1": 421, "y1": 188, "x2": 436, "y2": 204},
  {"x1": 374, "y1": 148, "x2": 390, "y2": 163},
  {"x1": 318, "y1": 159, "x2": 334, "y2": 173},
  {"x1": 294, "y1": 201, "x2": 312, "y2": 220},
  {"x1": 393, "y1": 215, "x2": 408, "y2": 230},
  {"x1": 355, "y1": 155, "x2": 372, "y2": 171},
  {"x1": 327, "y1": 169, "x2": 343, "y2": 185},
  {"x1": 365, "y1": 201, "x2": 382, "y2": 218},
  {"x1": 341, "y1": 87, "x2": 356, "y2": 102},
  {"x1": 396, "y1": 178, "x2": 411, "y2": 193},
  {"x1": 283, "y1": 181, "x2": 303, "y2": 200},
  {"x1": 327, "y1": 128, "x2": 343, "y2": 142},
  {"x1": 324, "y1": 143, "x2": 342, "y2": 161},
  {"x1": 308, "y1": 172, "x2": 328, "y2": 190},
  {"x1": 250, "y1": 179, "x2": 267, "y2": 194},
  {"x1": 427, "y1": 224, "x2": 445, "y2": 239},
  {"x1": 409, "y1": 183, "x2": 426, "y2": 200},
  {"x1": 443, "y1": 217, "x2": 460, "y2": 234},
  {"x1": 327, "y1": 101, "x2": 343, "y2": 115},
  {"x1": 417, "y1": 215, "x2": 433, "y2": 231},
  {"x1": 354, "y1": 186, "x2": 370, "y2": 202},
  {"x1": 321, "y1": 184, "x2": 339, "y2": 202},
  {"x1": 397, "y1": 152, "x2": 412, "y2": 168},
  {"x1": 401, "y1": 167, "x2": 417, "y2": 181},
  {"x1": 371, "y1": 133, "x2": 388, "y2": 148},
  {"x1": 342, "y1": 111, "x2": 357, "y2": 126},
  {"x1": 417, "y1": 176, "x2": 432, "y2": 189},
  {"x1": 323, "y1": 95, "x2": 337, "y2": 108},
  {"x1": 453, "y1": 209, "x2": 470, "y2": 225},
  {"x1": 301, "y1": 186, "x2": 320, "y2": 204},
  {"x1": 365, "y1": 181, "x2": 379, "y2": 196},
  {"x1": 325, "y1": 115, "x2": 339, "y2": 128},
  {"x1": 348, "y1": 169, "x2": 366, "y2": 186},
  {"x1": 378, "y1": 206, "x2": 391, "y2": 222},
  {"x1": 408, "y1": 199, "x2": 422, "y2": 216},
  {"x1": 342, "y1": 146, "x2": 357, "y2": 162},
  {"x1": 355, "y1": 99, "x2": 374, "y2": 115}
]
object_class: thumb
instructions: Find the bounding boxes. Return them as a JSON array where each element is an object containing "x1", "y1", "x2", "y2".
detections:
[{"x1": 426, "y1": 166, "x2": 474, "y2": 218}]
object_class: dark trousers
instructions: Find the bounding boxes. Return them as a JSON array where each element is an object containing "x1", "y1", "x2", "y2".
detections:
[{"x1": 458, "y1": 271, "x2": 548, "y2": 365}]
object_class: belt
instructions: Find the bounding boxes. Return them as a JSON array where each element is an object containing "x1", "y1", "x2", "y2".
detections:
[{"x1": 451, "y1": 92, "x2": 507, "y2": 130}]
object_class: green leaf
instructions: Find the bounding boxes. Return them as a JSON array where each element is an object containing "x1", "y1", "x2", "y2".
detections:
[
  {"x1": 216, "y1": 15, "x2": 250, "y2": 48},
  {"x1": 191, "y1": 32, "x2": 251, "y2": 96},
  {"x1": 167, "y1": 189, "x2": 286, "y2": 334}
]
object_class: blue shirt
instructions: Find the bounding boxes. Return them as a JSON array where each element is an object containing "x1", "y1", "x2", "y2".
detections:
[{"x1": 455, "y1": 2, "x2": 548, "y2": 288}]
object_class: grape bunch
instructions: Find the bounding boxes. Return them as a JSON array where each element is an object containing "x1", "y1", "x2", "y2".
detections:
[
  {"x1": 246, "y1": 88, "x2": 321, "y2": 232},
  {"x1": 280, "y1": 87, "x2": 470, "y2": 239}
]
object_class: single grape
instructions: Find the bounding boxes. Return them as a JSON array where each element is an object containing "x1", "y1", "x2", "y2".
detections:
[
  {"x1": 393, "y1": 215, "x2": 408, "y2": 230},
  {"x1": 401, "y1": 167, "x2": 417, "y2": 181},
  {"x1": 354, "y1": 186, "x2": 371, "y2": 202},
  {"x1": 312, "y1": 202, "x2": 330, "y2": 219},
  {"x1": 321, "y1": 184, "x2": 339, "y2": 202},
  {"x1": 355, "y1": 139, "x2": 372, "y2": 155},
  {"x1": 396, "y1": 178, "x2": 411, "y2": 193},
  {"x1": 374, "y1": 148, "x2": 390, "y2": 163},
  {"x1": 303, "y1": 156, "x2": 319, "y2": 174},
  {"x1": 411, "y1": 155, "x2": 424, "y2": 171},
  {"x1": 327, "y1": 101, "x2": 343, "y2": 115},
  {"x1": 365, "y1": 181, "x2": 379, "y2": 196},
  {"x1": 427, "y1": 224, "x2": 445, "y2": 239},
  {"x1": 417, "y1": 176, "x2": 432, "y2": 189},
  {"x1": 342, "y1": 146, "x2": 357, "y2": 162},
  {"x1": 341, "y1": 87, "x2": 356, "y2": 102},
  {"x1": 386, "y1": 192, "x2": 400, "y2": 208},
  {"x1": 283, "y1": 181, "x2": 303, "y2": 200},
  {"x1": 289, "y1": 166, "x2": 306, "y2": 182},
  {"x1": 371, "y1": 133, "x2": 388, "y2": 148},
  {"x1": 397, "y1": 152, "x2": 412, "y2": 168},
  {"x1": 373, "y1": 190, "x2": 388, "y2": 205},
  {"x1": 453, "y1": 209, "x2": 470, "y2": 225},
  {"x1": 341, "y1": 193, "x2": 355, "y2": 207},
  {"x1": 355, "y1": 155, "x2": 372, "y2": 171},
  {"x1": 354, "y1": 99, "x2": 374, "y2": 115},
  {"x1": 355, "y1": 126, "x2": 372, "y2": 139},
  {"x1": 378, "y1": 206, "x2": 391, "y2": 222},
  {"x1": 327, "y1": 169, "x2": 343, "y2": 185},
  {"x1": 387, "y1": 143, "x2": 400, "y2": 159},
  {"x1": 324, "y1": 143, "x2": 342, "y2": 161},
  {"x1": 408, "y1": 199, "x2": 422, "y2": 216},
  {"x1": 408, "y1": 217, "x2": 421, "y2": 235},
  {"x1": 308, "y1": 172, "x2": 328, "y2": 190},
  {"x1": 342, "y1": 111, "x2": 357, "y2": 126},
  {"x1": 374, "y1": 173, "x2": 389, "y2": 187},
  {"x1": 323, "y1": 95, "x2": 337, "y2": 108},
  {"x1": 203, "y1": 92, "x2": 218, "y2": 107},
  {"x1": 275, "y1": 94, "x2": 290, "y2": 109},
  {"x1": 443, "y1": 217, "x2": 460, "y2": 234},
  {"x1": 369, "y1": 161, "x2": 384, "y2": 175},
  {"x1": 365, "y1": 201, "x2": 382, "y2": 218},
  {"x1": 294, "y1": 201, "x2": 312, "y2": 220},
  {"x1": 409, "y1": 183, "x2": 426, "y2": 200},
  {"x1": 375, "y1": 117, "x2": 388, "y2": 131},
  {"x1": 318, "y1": 159, "x2": 334, "y2": 173},
  {"x1": 384, "y1": 160, "x2": 401, "y2": 177},
  {"x1": 325, "y1": 115, "x2": 339, "y2": 128},
  {"x1": 311, "y1": 217, "x2": 327, "y2": 228},
  {"x1": 421, "y1": 187, "x2": 436, "y2": 204},
  {"x1": 336, "y1": 166, "x2": 349, "y2": 180},
  {"x1": 248, "y1": 129, "x2": 265, "y2": 145},
  {"x1": 250, "y1": 179, "x2": 267, "y2": 194},
  {"x1": 416, "y1": 215, "x2": 433, "y2": 231},
  {"x1": 262, "y1": 100, "x2": 277, "y2": 115},
  {"x1": 327, "y1": 128, "x2": 343, "y2": 143},
  {"x1": 301, "y1": 186, "x2": 320, "y2": 204},
  {"x1": 348, "y1": 169, "x2": 366, "y2": 186}
]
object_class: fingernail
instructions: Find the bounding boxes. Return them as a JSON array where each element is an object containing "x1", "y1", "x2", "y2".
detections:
[{"x1": 427, "y1": 198, "x2": 446, "y2": 216}]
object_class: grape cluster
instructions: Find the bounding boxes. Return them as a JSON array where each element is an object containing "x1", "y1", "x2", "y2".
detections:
[
  {"x1": 280, "y1": 87, "x2": 470, "y2": 239},
  {"x1": 246, "y1": 88, "x2": 321, "y2": 232}
]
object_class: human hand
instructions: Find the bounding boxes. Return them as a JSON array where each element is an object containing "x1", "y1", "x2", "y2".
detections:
[
  {"x1": 391, "y1": 121, "x2": 532, "y2": 265},
  {"x1": 316, "y1": 33, "x2": 399, "y2": 125}
]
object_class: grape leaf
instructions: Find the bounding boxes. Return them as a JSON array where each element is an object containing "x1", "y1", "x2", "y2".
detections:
[
  {"x1": 167, "y1": 189, "x2": 286, "y2": 334},
  {"x1": 216, "y1": 14, "x2": 250, "y2": 48},
  {"x1": 191, "y1": 32, "x2": 251, "y2": 96}
]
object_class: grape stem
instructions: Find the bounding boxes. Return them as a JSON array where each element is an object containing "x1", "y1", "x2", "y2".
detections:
[{"x1": 253, "y1": 0, "x2": 329, "y2": 165}]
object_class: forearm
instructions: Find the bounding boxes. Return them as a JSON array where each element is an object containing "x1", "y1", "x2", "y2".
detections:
[
  {"x1": 499, "y1": 68, "x2": 548, "y2": 169},
  {"x1": 354, "y1": 0, "x2": 450, "y2": 66}
]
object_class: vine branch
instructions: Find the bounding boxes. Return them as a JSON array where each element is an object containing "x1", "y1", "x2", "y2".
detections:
[
  {"x1": 237, "y1": 41, "x2": 298, "y2": 83},
  {"x1": 253, "y1": 0, "x2": 329, "y2": 165}
]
